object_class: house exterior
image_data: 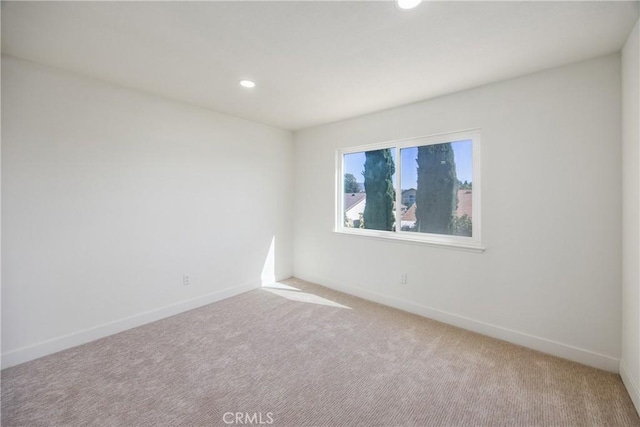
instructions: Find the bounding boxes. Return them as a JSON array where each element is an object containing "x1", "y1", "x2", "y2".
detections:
[
  {"x1": 344, "y1": 192, "x2": 366, "y2": 227},
  {"x1": 401, "y1": 189, "x2": 472, "y2": 230},
  {"x1": 401, "y1": 188, "x2": 416, "y2": 207}
]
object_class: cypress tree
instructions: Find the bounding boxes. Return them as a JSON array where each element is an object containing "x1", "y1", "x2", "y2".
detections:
[
  {"x1": 363, "y1": 149, "x2": 395, "y2": 231},
  {"x1": 415, "y1": 143, "x2": 458, "y2": 234}
]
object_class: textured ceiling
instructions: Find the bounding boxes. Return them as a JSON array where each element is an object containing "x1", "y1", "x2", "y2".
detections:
[{"x1": 2, "y1": 1, "x2": 638, "y2": 130}]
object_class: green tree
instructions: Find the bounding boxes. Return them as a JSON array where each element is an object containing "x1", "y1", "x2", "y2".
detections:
[
  {"x1": 344, "y1": 173, "x2": 361, "y2": 193},
  {"x1": 415, "y1": 143, "x2": 458, "y2": 234},
  {"x1": 452, "y1": 214, "x2": 472, "y2": 237},
  {"x1": 363, "y1": 149, "x2": 395, "y2": 231},
  {"x1": 458, "y1": 180, "x2": 472, "y2": 190}
]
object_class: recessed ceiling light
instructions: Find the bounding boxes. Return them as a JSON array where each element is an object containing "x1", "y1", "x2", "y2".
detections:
[
  {"x1": 396, "y1": 0, "x2": 422, "y2": 10},
  {"x1": 239, "y1": 80, "x2": 256, "y2": 88}
]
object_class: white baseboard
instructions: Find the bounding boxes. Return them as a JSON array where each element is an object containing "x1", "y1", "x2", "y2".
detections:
[
  {"x1": 1, "y1": 281, "x2": 259, "y2": 369},
  {"x1": 297, "y1": 273, "x2": 620, "y2": 373},
  {"x1": 620, "y1": 360, "x2": 640, "y2": 415}
]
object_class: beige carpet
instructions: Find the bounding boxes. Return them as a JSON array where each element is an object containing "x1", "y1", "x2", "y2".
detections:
[{"x1": 2, "y1": 278, "x2": 639, "y2": 426}]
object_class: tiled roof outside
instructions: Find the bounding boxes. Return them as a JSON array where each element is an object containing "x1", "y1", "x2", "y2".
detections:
[
  {"x1": 344, "y1": 192, "x2": 366, "y2": 211},
  {"x1": 401, "y1": 190, "x2": 472, "y2": 221}
]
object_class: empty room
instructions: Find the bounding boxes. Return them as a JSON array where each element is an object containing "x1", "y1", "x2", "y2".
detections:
[{"x1": 2, "y1": 1, "x2": 640, "y2": 426}]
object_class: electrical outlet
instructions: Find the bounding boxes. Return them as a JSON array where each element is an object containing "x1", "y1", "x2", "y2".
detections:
[
  {"x1": 400, "y1": 273, "x2": 407, "y2": 284},
  {"x1": 183, "y1": 275, "x2": 190, "y2": 286}
]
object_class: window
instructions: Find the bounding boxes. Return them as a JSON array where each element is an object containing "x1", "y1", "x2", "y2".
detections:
[{"x1": 337, "y1": 130, "x2": 482, "y2": 251}]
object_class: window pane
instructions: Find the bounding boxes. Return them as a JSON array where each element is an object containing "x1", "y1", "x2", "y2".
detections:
[
  {"x1": 400, "y1": 140, "x2": 473, "y2": 237},
  {"x1": 343, "y1": 149, "x2": 397, "y2": 231}
]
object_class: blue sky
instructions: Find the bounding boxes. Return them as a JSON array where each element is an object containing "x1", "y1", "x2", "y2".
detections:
[{"x1": 344, "y1": 140, "x2": 473, "y2": 190}]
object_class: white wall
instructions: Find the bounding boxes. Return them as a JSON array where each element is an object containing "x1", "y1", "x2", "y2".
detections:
[
  {"x1": 1, "y1": 56, "x2": 293, "y2": 367},
  {"x1": 293, "y1": 54, "x2": 622, "y2": 371},
  {"x1": 621, "y1": 18, "x2": 640, "y2": 413}
]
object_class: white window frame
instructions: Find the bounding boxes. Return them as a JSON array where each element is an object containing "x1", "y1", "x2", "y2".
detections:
[{"x1": 335, "y1": 129, "x2": 484, "y2": 252}]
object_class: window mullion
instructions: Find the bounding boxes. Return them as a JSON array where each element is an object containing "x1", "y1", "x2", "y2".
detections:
[{"x1": 395, "y1": 146, "x2": 401, "y2": 233}]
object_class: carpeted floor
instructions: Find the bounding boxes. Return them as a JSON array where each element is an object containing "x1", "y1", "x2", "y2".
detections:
[{"x1": 2, "y1": 278, "x2": 639, "y2": 426}]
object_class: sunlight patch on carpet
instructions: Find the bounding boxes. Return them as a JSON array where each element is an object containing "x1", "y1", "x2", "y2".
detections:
[{"x1": 262, "y1": 288, "x2": 351, "y2": 309}]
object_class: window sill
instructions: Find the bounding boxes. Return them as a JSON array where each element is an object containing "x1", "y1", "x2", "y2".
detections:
[{"x1": 333, "y1": 228, "x2": 485, "y2": 253}]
